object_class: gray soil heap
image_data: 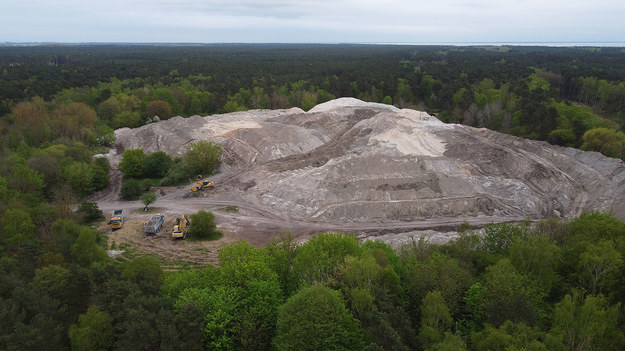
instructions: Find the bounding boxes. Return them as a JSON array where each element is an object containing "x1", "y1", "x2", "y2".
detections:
[{"x1": 110, "y1": 98, "x2": 625, "y2": 232}]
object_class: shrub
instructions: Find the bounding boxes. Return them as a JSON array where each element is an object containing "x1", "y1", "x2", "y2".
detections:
[
  {"x1": 142, "y1": 151, "x2": 172, "y2": 178},
  {"x1": 188, "y1": 210, "x2": 221, "y2": 240},
  {"x1": 120, "y1": 178, "x2": 142, "y2": 200},
  {"x1": 76, "y1": 201, "x2": 104, "y2": 223},
  {"x1": 119, "y1": 148, "x2": 146, "y2": 178},
  {"x1": 183, "y1": 140, "x2": 222, "y2": 177}
]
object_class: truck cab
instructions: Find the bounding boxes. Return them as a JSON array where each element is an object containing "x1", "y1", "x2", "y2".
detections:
[{"x1": 110, "y1": 209, "x2": 124, "y2": 230}]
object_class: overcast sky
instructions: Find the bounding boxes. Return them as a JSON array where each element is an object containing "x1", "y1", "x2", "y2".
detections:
[{"x1": 2, "y1": 0, "x2": 624, "y2": 44}]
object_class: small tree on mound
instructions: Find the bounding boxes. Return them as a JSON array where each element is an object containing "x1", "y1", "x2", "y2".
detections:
[{"x1": 188, "y1": 210, "x2": 221, "y2": 240}]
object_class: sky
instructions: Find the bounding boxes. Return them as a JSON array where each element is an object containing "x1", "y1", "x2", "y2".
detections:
[{"x1": 2, "y1": 0, "x2": 625, "y2": 44}]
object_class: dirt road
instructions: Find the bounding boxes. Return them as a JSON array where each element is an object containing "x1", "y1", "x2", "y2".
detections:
[{"x1": 96, "y1": 180, "x2": 523, "y2": 264}]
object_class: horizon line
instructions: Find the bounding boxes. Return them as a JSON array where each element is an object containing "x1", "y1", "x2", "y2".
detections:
[{"x1": 2, "y1": 40, "x2": 625, "y2": 48}]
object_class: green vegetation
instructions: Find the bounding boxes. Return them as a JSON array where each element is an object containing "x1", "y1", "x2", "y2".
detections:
[
  {"x1": 140, "y1": 191, "x2": 157, "y2": 210},
  {"x1": 224, "y1": 205, "x2": 239, "y2": 212},
  {"x1": 188, "y1": 210, "x2": 222, "y2": 240},
  {"x1": 3, "y1": 45, "x2": 625, "y2": 161},
  {"x1": 3, "y1": 200, "x2": 625, "y2": 349},
  {"x1": 1, "y1": 44, "x2": 625, "y2": 349}
]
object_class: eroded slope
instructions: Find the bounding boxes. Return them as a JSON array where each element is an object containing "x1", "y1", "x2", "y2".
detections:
[{"x1": 112, "y1": 98, "x2": 625, "y2": 224}]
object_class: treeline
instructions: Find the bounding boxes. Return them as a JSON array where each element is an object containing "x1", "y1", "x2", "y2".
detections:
[
  {"x1": 2, "y1": 212, "x2": 625, "y2": 350},
  {"x1": 2, "y1": 44, "x2": 625, "y2": 160}
]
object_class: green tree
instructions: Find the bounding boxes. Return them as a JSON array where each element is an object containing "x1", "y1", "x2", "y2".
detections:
[
  {"x1": 113, "y1": 110, "x2": 142, "y2": 129},
  {"x1": 50, "y1": 102, "x2": 97, "y2": 141},
  {"x1": 76, "y1": 201, "x2": 105, "y2": 224},
  {"x1": 402, "y1": 251, "x2": 473, "y2": 321},
  {"x1": 140, "y1": 191, "x2": 157, "y2": 210},
  {"x1": 142, "y1": 151, "x2": 172, "y2": 178},
  {"x1": 0, "y1": 208, "x2": 38, "y2": 252},
  {"x1": 97, "y1": 97, "x2": 121, "y2": 124},
  {"x1": 430, "y1": 332, "x2": 468, "y2": 351},
  {"x1": 12, "y1": 98, "x2": 51, "y2": 146},
  {"x1": 418, "y1": 290, "x2": 453, "y2": 349},
  {"x1": 471, "y1": 321, "x2": 547, "y2": 351},
  {"x1": 68, "y1": 306, "x2": 114, "y2": 351},
  {"x1": 120, "y1": 178, "x2": 142, "y2": 200},
  {"x1": 578, "y1": 240, "x2": 623, "y2": 296},
  {"x1": 119, "y1": 148, "x2": 147, "y2": 178},
  {"x1": 548, "y1": 291, "x2": 624, "y2": 351},
  {"x1": 31, "y1": 264, "x2": 70, "y2": 302},
  {"x1": 293, "y1": 232, "x2": 363, "y2": 286},
  {"x1": 509, "y1": 235, "x2": 562, "y2": 294},
  {"x1": 188, "y1": 210, "x2": 221, "y2": 240},
  {"x1": 145, "y1": 100, "x2": 173, "y2": 120},
  {"x1": 121, "y1": 256, "x2": 164, "y2": 295},
  {"x1": 183, "y1": 140, "x2": 222, "y2": 177},
  {"x1": 264, "y1": 232, "x2": 300, "y2": 298},
  {"x1": 8, "y1": 163, "x2": 45, "y2": 196},
  {"x1": 273, "y1": 284, "x2": 365, "y2": 351},
  {"x1": 60, "y1": 161, "x2": 96, "y2": 197},
  {"x1": 480, "y1": 259, "x2": 544, "y2": 327},
  {"x1": 481, "y1": 222, "x2": 526, "y2": 256},
  {"x1": 71, "y1": 228, "x2": 107, "y2": 268},
  {"x1": 580, "y1": 127, "x2": 625, "y2": 159}
]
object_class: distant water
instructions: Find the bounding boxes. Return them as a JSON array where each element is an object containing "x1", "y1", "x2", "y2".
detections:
[{"x1": 367, "y1": 41, "x2": 625, "y2": 47}]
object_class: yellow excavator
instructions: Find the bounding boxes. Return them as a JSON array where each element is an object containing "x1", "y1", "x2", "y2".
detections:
[
  {"x1": 184, "y1": 179, "x2": 214, "y2": 197},
  {"x1": 172, "y1": 214, "x2": 189, "y2": 239}
]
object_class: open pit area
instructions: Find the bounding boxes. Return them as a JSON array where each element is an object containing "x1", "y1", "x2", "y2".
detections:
[{"x1": 95, "y1": 98, "x2": 625, "y2": 261}]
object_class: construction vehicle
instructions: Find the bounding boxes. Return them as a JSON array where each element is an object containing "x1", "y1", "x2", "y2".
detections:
[
  {"x1": 144, "y1": 214, "x2": 165, "y2": 235},
  {"x1": 172, "y1": 214, "x2": 189, "y2": 239},
  {"x1": 184, "y1": 179, "x2": 214, "y2": 198},
  {"x1": 109, "y1": 209, "x2": 124, "y2": 231}
]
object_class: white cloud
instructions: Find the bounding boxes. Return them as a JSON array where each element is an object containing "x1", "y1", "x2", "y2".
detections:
[{"x1": 1, "y1": 0, "x2": 624, "y2": 43}]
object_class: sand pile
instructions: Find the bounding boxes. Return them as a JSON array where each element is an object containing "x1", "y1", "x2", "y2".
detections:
[{"x1": 112, "y1": 98, "x2": 625, "y2": 224}]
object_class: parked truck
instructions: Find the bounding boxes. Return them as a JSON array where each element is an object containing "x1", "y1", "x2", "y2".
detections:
[
  {"x1": 172, "y1": 214, "x2": 189, "y2": 239},
  {"x1": 144, "y1": 214, "x2": 165, "y2": 235},
  {"x1": 109, "y1": 209, "x2": 124, "y2": 231}
]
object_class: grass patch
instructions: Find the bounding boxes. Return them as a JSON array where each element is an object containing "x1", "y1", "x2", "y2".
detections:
[
  {"x1": 187, "y1": 231, "x2": 223, "y2": 242},
  {"x1": 223, "y1": 205, "x2": 239, "y2": 213}
]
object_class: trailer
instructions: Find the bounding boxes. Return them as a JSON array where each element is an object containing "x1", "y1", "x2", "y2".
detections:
[{"x1": 144, "y1": 214, "x2": 165, "y2": 235}]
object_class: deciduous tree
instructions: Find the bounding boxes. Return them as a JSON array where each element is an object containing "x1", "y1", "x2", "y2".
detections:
[{"x1": 273, "y1": 284, "x2": 365, "y2": 351}]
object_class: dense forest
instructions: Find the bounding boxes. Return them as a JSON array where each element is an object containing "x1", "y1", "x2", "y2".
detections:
[{"x1": 1, "y1": 44, "x2": 625, "y2": 350}]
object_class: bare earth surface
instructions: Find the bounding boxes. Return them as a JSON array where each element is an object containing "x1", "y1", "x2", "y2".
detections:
[{"x1": 95, "y1": 98, "x2": 625, "y2": 263}]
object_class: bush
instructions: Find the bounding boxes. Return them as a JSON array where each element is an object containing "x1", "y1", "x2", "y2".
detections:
[
  {"x1": 142, "y1": 151, "x2": 172, "y2": 178},
  {"x1": 76, "y1": 201, "x2": 104, "y2": 223},
  {"x1": 120, "y1": 178, "x2": 142, "y2": 200},
  {"x1": 160, "y1": 159, "x2": 190, "y2": 186},
  {"x1": 93, "y1": 156, "x2": 110, "y2": 173},
  {"x1": 183, "y1": 140, "x2": 222, "y2": 177},
  {"x1": 119, "y1": 148, "x2": 146, "y2": 178},
  {"x1": 188, "y1": 210, "x2": 221, "y2": 240}
]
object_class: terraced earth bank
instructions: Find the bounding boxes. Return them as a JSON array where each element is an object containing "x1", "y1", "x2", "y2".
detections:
[{"x1": 99, "y1": 98, "x2": 625, "y2": 252}]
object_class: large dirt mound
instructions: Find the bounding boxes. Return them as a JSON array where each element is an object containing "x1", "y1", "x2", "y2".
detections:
[{"x1": 112, "y1": 97, "x2": 625, "y2": 224}]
